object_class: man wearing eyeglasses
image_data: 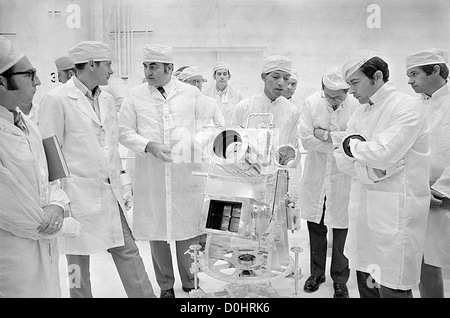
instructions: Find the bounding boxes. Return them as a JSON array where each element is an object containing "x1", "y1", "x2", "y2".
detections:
[
  {"x1": 298, "y1": 67, "x2": 359, "y2": 298},
  {"x1": 0, "y1": 36, "x2": 70, "y2": 297},
  {"x1": 38, "y1": 41, "x2": 156, "y2": 298},
  {"x1": 178, "y1": 66, "x2": 225, "y2": 128}
]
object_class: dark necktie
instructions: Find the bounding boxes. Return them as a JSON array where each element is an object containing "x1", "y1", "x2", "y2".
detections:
[
  {"x1": 157, "y1": 86, "x2": 167, "y2": 99},
  {"x1": 11, "y1": 110, "x2": 29, "y2": 134}
]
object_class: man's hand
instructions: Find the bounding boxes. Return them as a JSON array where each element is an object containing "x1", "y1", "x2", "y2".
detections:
[
  {"x1": 313, "y1": 128, "x2": 330, "y2": 142},
  {"x1": 122, "y1": 184, "x2": 134, "y2": 211},
  {"x1": 145, "y1": 141, "x2": 173, "y2": 162},
  {"x1": 430, "y1": 188, "x2": 445, "y2": 208},
  {"x1": 37, "y1": 204, "x2": 64, "y2": 236},
  {"x1": 372, "y1": 159, "x2": 405, "y2": 180}
]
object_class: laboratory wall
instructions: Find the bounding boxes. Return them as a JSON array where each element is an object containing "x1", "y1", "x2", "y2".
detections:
[{"x1": 0, "y1": 0, "x2": 448, "y2": 104}]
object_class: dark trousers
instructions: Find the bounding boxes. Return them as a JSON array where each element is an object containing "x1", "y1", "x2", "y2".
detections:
[
  {"x1": 67, "y1": 205, "x2": 156, "y2": 298},
  {"x1": 356, "y1": 271, "x2": 413, "y2": 298},
  {"x1": 419, "y1": 256, "x2": 444, "y2": 298},
  {"x1": 306, "y1": 198, "x2": 350, "y2": 284},
  {"x1": 150, "y1": 236, "x2": 200, "y2": 291}
]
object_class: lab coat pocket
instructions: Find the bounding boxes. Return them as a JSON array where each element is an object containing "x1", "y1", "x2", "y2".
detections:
[
  {"x1": 65, "y1": 177, "x2": 102, "y2": 217},
  {"x1": 366, "y1": 190, "x2": 399, "y2": 235}
]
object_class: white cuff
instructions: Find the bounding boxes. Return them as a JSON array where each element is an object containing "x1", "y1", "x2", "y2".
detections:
[{"x1": 354, "y1": 161, "x2": 375, "y2": 184}]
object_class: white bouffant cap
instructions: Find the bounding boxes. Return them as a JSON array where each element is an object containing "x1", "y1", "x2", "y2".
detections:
[
  {"x1": 341, "y1": 49, "x2": 379, "y2": 81},
  {"x1": 55, "y1": 56, "x2": 75, "y2": 71},
  {"x1": 262, "y1": 55, "x2": 292, "y2": 74},
  {"x1": 0, "y1": 36, "x2": 24, "y2": 74},
  {"x1": 322, "y1": 67, "x2": 349, "y2": 90},
  {"x1": 143, "y1": 44, "x2": 174, "y2": 63},
  {"x1": 69, "y1": 41, "x2": 112, "y2": 64},
  {"x1": 405, "y1": 48, "x2": 448, "y2": 71}
]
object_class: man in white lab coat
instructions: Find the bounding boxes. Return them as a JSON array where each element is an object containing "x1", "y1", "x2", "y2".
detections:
[
  {"x1": 39, "y1": 41, "x2": 155, "y2": 298},
  {"x1": 232, "y1": 55, "x2": 301, "y2": 155},
  {"x1": 54, "y1": 55, "x2": 124, "y2": 112},
  {"x1": 204, "y1": 61, "x2": 246, "y2": 124},
  {"x1": 178, "y1": 66, "x2": 225, "y2": 127},
  {"x1": 406, "y1": 48, "x2": 450, "y2": 298},
  {"x1": 334, "y1": 50, "x2": 430, "y2": 298},
  {"x1": 282, "y1": 69, "x2": 303, "y2": 107},
  {"x1": 178, "y1": 66, "x2": 225, "y2": 250},
  {"x1": 118, "y1": 44, "x2": 207, "y2": 298},
  {"x1": 299, "y1": 67, "x2": 359, "y2": 298},
  {"x1": 0, "y1": 36, "x2": 70, "y2": 297},
  {"x1": 280, "y1": 68, "x2": 303, "y2": 199},
  {"x1": 55, "y1": 56, "x2": 77, "y2": 84}
]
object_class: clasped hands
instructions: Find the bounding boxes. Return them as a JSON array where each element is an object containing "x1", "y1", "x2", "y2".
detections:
[
  {"x1": 145, "y1": 141, "x2": 173, "y2": 162},
  {"x1": 37, "y1": 204, "x2": 64, "y2": 236},
  {"x1": 313, "y1": 127, "x2": 330, "y2": 142}
]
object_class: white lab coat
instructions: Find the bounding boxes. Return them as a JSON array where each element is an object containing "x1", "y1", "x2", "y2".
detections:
[
  {"x1": 0, "y1": 106, "x2": 69, "y2": 297},
  {"x1": 285, "y1": 96, "x2": 304, "y2": 199},
  {"x1": 232, "y1": 93, "x2": 301, "y2": 150},
  {"x1": 333, "y1": 82, "x2": 430, "y2": 290},
  {"x1": 204, "y1": 84, "x2": 246, "y2": 125},
  {"x1": 299, "y1": 92, "x2": 359, "y2": 228},
  {"x1": 198, "y1": 94, "x2": 225, "y2": 127},
  {"x1": 232, "y1": 93, "x2": 302, "y2": 199},
  {"x1": 421, "y1": 83, "x2": 450, "y2": 269},
  {"x1": 39, "y1": 78, "x2": 127, "y2": 255},
  {"x1": 118, "y1": 80, "x2": 207, "y2": 242}
]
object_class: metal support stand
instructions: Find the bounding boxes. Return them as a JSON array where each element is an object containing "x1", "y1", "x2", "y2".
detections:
[
  {"x1": 185, "y1": 244, "x2": 205, "y2": 298},
  {"x1": 290, "y1": 246, "x2": 303, "y2": 297}
]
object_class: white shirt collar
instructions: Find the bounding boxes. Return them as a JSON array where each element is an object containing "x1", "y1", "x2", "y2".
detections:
[
  {"x1": 369, "y1": 82, "x2": 396, "y2": 105},
  {"x1": 150, "y1": 77, "x2": 174, "y2": 95},
  {"x1": 215, "y1": 85, "x2": 229, "y2": 95},
  {"x1": 0, "y1": 105, "x2": 17, "y2": 124},
  {"x1": 429, "y1": 82, "x2": 449, "y2": 100}
]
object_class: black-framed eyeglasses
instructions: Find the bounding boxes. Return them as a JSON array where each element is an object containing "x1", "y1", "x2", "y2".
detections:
[
  {"x1": 186, "y1": 79, "x2": 207, "y2": 85},
  {"x1": 321, "y1": 89, "x2": 346, "y2": 102},
  {"x1": 3, "y1": 69, "x2": 37, "y2": 81}
]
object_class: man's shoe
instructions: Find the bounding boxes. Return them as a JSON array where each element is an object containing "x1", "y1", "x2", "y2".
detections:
[
  {"x1": 333, "y1": 283, "x2": 349, "y2": 298},
  {"x1": 303, "y1": 275, "x2": 326, "y2": 293},
  {"x1": 160, "y1": 288, "x2": 175, "y2": 298},
  {"x1": 182, "y1": 286, "x2": 194, "y2": 293}
]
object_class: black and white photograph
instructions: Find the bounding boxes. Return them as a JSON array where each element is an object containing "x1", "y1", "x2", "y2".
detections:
[{"x1": 0, "y1": 0, "x2": 449, "y2": 302}]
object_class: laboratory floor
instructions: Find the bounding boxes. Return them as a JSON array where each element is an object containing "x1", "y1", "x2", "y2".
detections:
[{"x1": 58, "y1": 218, "x2": 450, "y2": 299}]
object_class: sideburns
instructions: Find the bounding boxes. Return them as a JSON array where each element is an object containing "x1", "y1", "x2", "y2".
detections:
[
  {"x1": 164, "y1": 65, "x2": 172, "y2": 74},
  {"x1": 6, "y1": 76, "x2": 19, "y2": 91}
]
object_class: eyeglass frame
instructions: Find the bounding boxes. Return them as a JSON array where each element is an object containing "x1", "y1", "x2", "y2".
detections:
[
  {"x1": 185, "y1": 78, "x2": 207, "y2": 85},
  {"x1": 320, "y1": 89, "x2": 347, "y2": 102},
  {"x1": 2, "y1": 68, "x2": 37, "y2": 82}
]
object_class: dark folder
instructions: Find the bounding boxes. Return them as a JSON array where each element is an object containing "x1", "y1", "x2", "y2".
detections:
[{"x1": 42, "y1": 135, "x2": 70, "y2": 181}]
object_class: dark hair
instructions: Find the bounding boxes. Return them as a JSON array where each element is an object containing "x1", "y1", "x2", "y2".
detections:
[
  {"x1": 214, "y1": 69, "x2": 231, "y2": 77},
  {"x1": 61, "y1": 68, "x2": 77, "y2": 77},
  {"x1": 66, "y1": 67, "x2": 78, "y2": 74},
  {"x1": 420, "y1": 63, "x2": 449, "y2": 80},
  {"x1": 1, "y1": 65, "x2": 19, "y2": 90},
  {"x1": 360, "y1": 57, "x2": 389, "y2": 82},
  {"x1": 75, "y1": 61, "x2": 101, "y2": 71},
  {"x1": 163, "y1": 63, "x2": 173, "y2": 73}
]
